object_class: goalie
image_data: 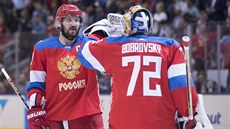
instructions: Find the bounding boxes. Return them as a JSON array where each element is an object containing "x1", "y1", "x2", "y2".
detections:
[{"x1": 78, "y1": 5, "x2": 213, "y2": 129}]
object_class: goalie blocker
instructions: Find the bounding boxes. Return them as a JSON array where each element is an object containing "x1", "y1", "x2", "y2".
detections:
[{"x1": 176, "y1": 94, "x2": 213, "y2": 129}]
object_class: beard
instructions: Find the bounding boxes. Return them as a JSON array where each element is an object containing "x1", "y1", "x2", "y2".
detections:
[{"x1": 61, "y1": 25, "x2": 80, "y2": 41}]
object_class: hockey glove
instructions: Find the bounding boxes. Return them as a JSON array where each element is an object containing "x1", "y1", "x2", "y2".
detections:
[
  {"x1": 176, "y1": 112, "x2": 196, "y2": 129},
  {"x1": 176, "y1": 94, "x2": 213, "y2": 129},
  {"x1": 83, "y1": 19, "x2": 116, "y2": 37},
  {"x1": 27, "y1": 106, "x2": 50, "y2": 129}
]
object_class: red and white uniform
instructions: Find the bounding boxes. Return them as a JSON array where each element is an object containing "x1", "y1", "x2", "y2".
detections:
[
  {"x1": 27, "y1": 35, "x2": 102, "y2": 121},
  {"x1": 78, "y1": 35, "x2": 198, "y2": 129}
]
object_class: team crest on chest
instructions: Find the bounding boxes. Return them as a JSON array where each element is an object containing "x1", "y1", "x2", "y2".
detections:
[{"x1": 57, "y1": 55, "x2": 81, "y2": 79}]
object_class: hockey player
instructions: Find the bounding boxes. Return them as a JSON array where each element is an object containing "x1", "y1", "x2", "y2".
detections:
[
  {"x1": 78, "y1": 5, "x2": 213, "y2": 129},
  {"x1": 26, "y1": 4, "x2": 105, "y2": 129}
]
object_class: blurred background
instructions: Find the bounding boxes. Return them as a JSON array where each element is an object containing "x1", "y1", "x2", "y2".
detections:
[{"x1": 0, "y1": 0, "x2": 230, "y2": 128}]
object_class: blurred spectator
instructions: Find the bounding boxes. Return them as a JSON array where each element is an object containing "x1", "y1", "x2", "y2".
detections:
[
  {"x1": 18, "y1": 8, "x2": 32, "y2": 32},
  {"x1": 196, "y1": 71, "x2": 207, "y2": 93},
  {"x1": 197, "y1": 10, "x2": 208, "y2": 28},
  {"x1": 79, "y1": 5, "x2": 94, "y2": 34},
  {"x1": 97, "y1": 71, "x2": 111, "y2": 94},
  {"x1": 219, "y1": 23, "x2": 230, "y2": 93},
  {"x1": 219, "y1": 29, "x2": 230, "y2": 69},
  {"x1": 206, "y1": 80, "x2": 218, "y2": 93},
  {"x1": 93, "y1": 6, "x2": 107, "y2": 23},
  {"x1": 195, "y1": 71, "x2": 218, "y2": 93},
  {"x1": 152, "y1": 2, "x2": 168, "y2": 36},
  {"x1": 0, "y1": 0, "x2": 18, "y2": 32},
  {"x1": 46, "y1": 15, "x2": 58, "y2": 37},
  {"x1": 106, "y1": 0, "x2": 120, "y2": 13},
  {"x1": 183, "y1": 0, "x2": 199, "y2": 23},
  {"x1": 171, "y1": 5, "x2": 183, "y2": 32},
  {"x1": 0, "y1": 10, "x2": 12, "y2": 45},
  {"x1": 205, "y1": 0, "x2": 227, "y2": 22},
  {"x1": 12, "y1": 0, "x2": 25, "y2": 18},
  {"x1": 195, "y1": 0, "x2": 207, "y2": 11},
  {"x1": 32, "y1": 2, "x2": 49, "y2": 24},
  {"x1": 174, "y1": 0, "x2": 187, "y2": 14},
  {"x1": 191, "y1": 24, "x2": 216, "y2": 71},
  {"x1": 31, "y1": 13, "x2": 46, "y2": 34}
]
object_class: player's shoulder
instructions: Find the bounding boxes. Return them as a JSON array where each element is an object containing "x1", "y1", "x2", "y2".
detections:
[
  {"x1": 146, "y1": 36, "x2": 180, "y2": 46},
  {"x1": 105, "y1": 35, "x2": 180, "y2": 46},
  {"x1": 35, "y1": 36, "x2": 59, "y2": 51}
]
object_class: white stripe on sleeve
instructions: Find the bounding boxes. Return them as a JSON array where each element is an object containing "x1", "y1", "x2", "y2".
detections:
[
  {"x1": 168, "y1": 63, "x2": 186, "y2": 79},
  {"x1": 30, "y1": 70, "x2": 46, "y2": 82},
  {"x1": 82, "y1": 41, "x2": 106, "y2": 72},
  {"x1": 29, "y1": 93, "x2": 37, "y2": 107}
]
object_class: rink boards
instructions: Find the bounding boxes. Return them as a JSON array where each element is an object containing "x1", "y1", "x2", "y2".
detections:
[{"x1": 0, "y1": 95, "x2": 229, "y2": 129}]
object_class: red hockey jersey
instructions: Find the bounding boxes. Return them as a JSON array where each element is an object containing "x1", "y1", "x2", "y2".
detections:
[
  {"x1": 78, "y1": 35, "x2": 198, "y2": 129},
  {"x1": 27, "y1": 35, "x2": 102, "y2": 121}
]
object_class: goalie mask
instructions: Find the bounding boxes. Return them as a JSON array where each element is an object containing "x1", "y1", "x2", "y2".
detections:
[
  {"x1": 123, "y1": 5, "x2": 152, "y2": 35},
  {"x1": 55, "y1": 4, "x2": 83, "y2": 40}
]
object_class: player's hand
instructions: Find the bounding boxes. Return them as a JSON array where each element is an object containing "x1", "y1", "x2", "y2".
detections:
[
  {"x1": 83, "y1": 19, "x2": 116, "y2": 37},
  {"x1": 176, "y1": 112, "x2": 196, "y2": 129},
  {"x1": 27, "y1": 106, "x2": 50, "y2": 129}
]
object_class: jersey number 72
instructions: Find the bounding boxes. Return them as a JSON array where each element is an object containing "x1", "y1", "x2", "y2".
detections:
[{"x1": 122, "y1": 56, "x2": 162, "y2": 96}]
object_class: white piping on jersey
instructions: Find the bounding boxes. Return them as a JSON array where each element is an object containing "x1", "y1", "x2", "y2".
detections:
[
  {"x1": 63, "y1": 120, "x2": 69, "y2": 129},
  {"x1": 82, "y1": 41, "x2": 106, "y2": 72},
  {"x1": 30, "y1": 70, "x2": 46, "y2": 82},
  {"x1": 168, "y1": 63, "x2": 186, "y2": 79}
]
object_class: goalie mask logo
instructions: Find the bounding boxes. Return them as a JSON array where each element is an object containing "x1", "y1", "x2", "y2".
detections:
[{"x1": 57, "y1": 55, "x2": 81, "y2": 79}]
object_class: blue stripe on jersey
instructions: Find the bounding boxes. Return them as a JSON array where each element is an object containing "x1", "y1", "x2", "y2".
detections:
[
  {"x1": 105, "y1": 35, "x2": 180, "y2": 46},
  {"x1": 169, "y1": 75, "x2": 195, "y2": 91},
  {"x1": 26, "y1": 82, "x2": 45, "y2": 92},
  {"x1": 36, "y1": 35, "x2": 85, "y2": 52}
]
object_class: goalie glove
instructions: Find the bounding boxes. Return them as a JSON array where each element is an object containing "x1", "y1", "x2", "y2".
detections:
[
  {"x1": 176, "y1": 94, "x2": 213, "y2": 129},
  {"x1": 83, "y1": 19, "x2": 116, "y2": 37}
]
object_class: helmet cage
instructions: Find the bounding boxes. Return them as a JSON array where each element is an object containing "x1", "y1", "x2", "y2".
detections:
[{"x1": 123, "y1": 5, "x2": 152, "y2": 35}]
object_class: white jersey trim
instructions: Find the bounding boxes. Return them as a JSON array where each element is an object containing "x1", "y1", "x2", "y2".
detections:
[
  {"x1": 168, "y1": 63, "x2": 186, "y2": 79},
  {"x1": 82, "y1": 41, "x2": 106, "y2": 72},
  {"x1": 30, "y1": 70, "x2": 46, "y2": 82},
  {"x1": 63, "y1": 120, "x2": 69, "y2": 129},
  {"x1": 29, "y1": 93, "x2": 37, "y2": 107}
]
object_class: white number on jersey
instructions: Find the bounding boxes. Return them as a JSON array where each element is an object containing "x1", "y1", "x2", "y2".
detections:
[{"x1": 122, "y1": 56, "x2": 162, "y2": 96}]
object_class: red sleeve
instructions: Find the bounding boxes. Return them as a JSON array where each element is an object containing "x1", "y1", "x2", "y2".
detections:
[{"x1": 168, "y1": 44, "x2": 198, "y2": 117}]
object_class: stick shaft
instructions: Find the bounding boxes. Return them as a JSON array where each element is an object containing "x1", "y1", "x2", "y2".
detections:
[
  {"x1": 1, "y1": 68, "x2": 29, "y2": 110},
  {"x1": 182, "y1": 36, "x2": 193, "y2": 120}
]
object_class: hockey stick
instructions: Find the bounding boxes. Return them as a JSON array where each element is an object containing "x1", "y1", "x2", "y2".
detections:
[
  {"x1": 0, "y1": 65, "x2": 48, "y2": 129},
  {"x1": 0, "y1": 65, "x2": 29, "y2": 110},
  {"x1": 182, "y1": 36, "x2": 193, "y2": 120}
]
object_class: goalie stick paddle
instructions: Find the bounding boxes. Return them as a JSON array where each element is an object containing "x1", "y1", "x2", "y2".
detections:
[
  {"x1": 0, "y1": 66, "x2": 29, "y2": 110},
  {"x1": 182, "y1": 36, "x2": 193, "y2": 120}
]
